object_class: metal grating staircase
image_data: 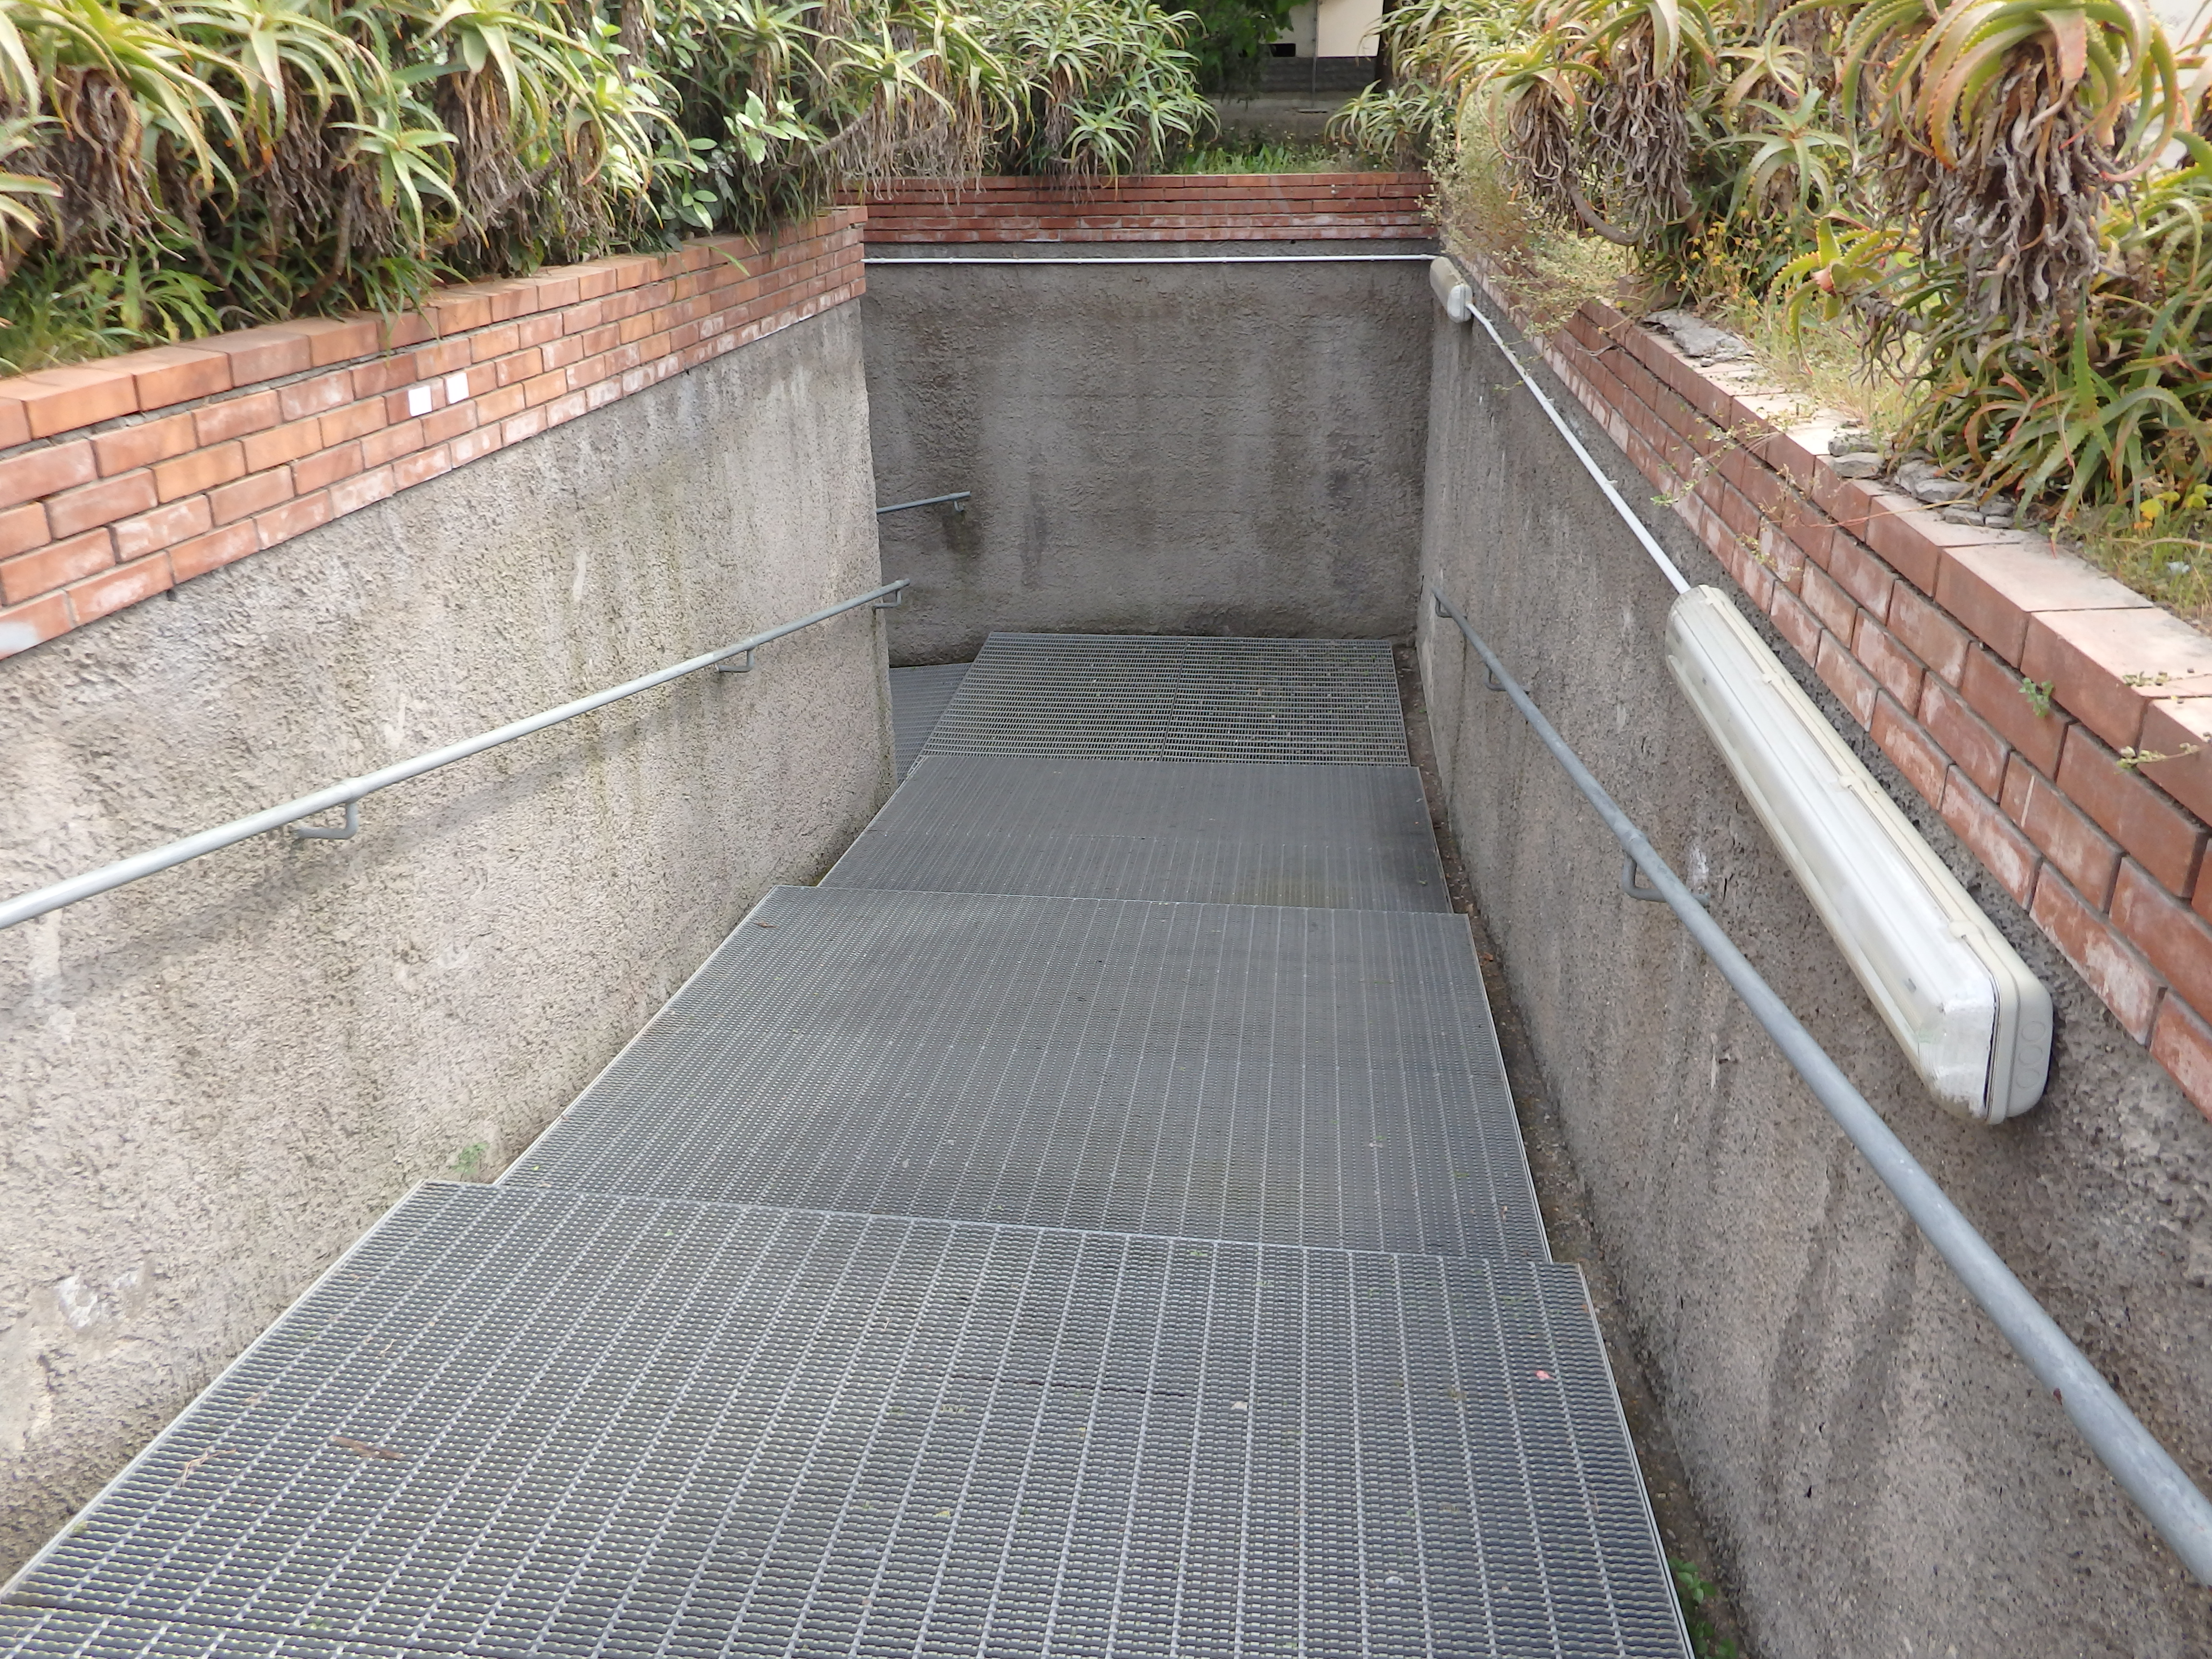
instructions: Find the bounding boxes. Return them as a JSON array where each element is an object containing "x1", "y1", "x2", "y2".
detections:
[
  {"x1": 890, "y1": 663, "x2": 970, "y2": 780},
  {"x1": 825, "y1": 755, "x2": 1451, "y2": 911},
  {"x1": 4, "y1": 632, "x2": 1691, "y2": 1659}
]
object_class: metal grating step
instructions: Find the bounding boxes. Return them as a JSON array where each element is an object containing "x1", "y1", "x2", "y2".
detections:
[
  {"x1": 823, "y1": 755, "x2": 1451, "y2": 911},
  {"x1": 890, "y1": 662, "x2": 971, "y2": 780},
  {"x1": 7, "y1": 1186, "x2": 1690, "y2": 1659},
  {"x1": 506, "y1": 885, "x2": 1543, "y2": 1260},
  {"x1": 0, "y1": 1611, "x2": 400, "y2": 1659},
  {"x1": 921, "y1": 634, "x2": 1411, "y2": 765}
]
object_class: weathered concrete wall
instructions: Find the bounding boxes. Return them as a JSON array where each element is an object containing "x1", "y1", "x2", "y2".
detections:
[
  {"x1": 862, "y1": 243, "x2": 1432, "y2": 660},
  {"x1": 1418, "y1": 304, "x2": 2212, "y2": 1653},
  {"x1": 0, "y1": 304, "x2": 890, "y2": 1574}
]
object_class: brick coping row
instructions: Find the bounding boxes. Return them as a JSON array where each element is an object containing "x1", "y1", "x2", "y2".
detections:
[
  {"x1": 1450, "y1": 252, "x2": 2212, "y2": 1125},
  {"x1": 861, "y1": 172, "x2": 1431, "y2": 243},
  {"x1": 0, "y1": 210, "x2": 866, "y2": 659}
]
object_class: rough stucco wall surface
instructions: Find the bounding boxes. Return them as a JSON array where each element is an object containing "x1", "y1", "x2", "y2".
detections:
[
  {"x1": 1417, "y1": 308, "x2": 2212, "y2": 1653},
  {"x1": 862, "y1": 244, "x2": 1432, "y2": 661},
  {"x1": 0, "y1": 304, "x2": 891, "y2": 1576}
]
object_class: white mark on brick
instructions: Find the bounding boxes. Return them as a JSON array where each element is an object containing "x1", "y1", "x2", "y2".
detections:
[
  {"x1": 445, "y1": 373, "x2": 469, "y2": 404},
  {"x1": 0, "y1": 620, "x2": 41, "y2": 657},
  {"x1": 406, "y1": 385, "x2": 433, "y2": 417}
]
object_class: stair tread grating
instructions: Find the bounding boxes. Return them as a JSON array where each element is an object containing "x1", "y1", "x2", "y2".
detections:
[
  {"x1": 921, "y1": 634, "x2": 1410, "y2": 765},
  {"x1": 0, "y1": 1611, "x2": 404, "y2": 1659},
  {"x1": 889, "y1": 663, "x2": 971, "y2": 780},
  {"x1": 9, "y1": 1186, "x2": 1689, "y2": 1659},
  {"x1": 503, "y1": 885, "x2": 1544, "y2": 1262},
  {"x1": 824, "y1": 755, "x2": 1452, "y2": 912}
]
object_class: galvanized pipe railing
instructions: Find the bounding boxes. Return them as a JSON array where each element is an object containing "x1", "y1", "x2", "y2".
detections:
[
  {"x1": 1427, "y1": 580, "x2": 2212, "y2": 1585},
  {"x1": 876, "y1": 492, "x2": 970, "y2": 516},
  {"x1": 0, "y1": 579, "x2": 911, "y2": 933}
]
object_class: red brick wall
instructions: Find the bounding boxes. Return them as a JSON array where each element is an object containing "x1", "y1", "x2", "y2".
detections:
[
  {"x1": 0, "y1": 210, "x2": 864, "y2": 661},
  {"x1": 1466, "y1": 263, "x2": 2212, "y2": 1124},
  {"x1": 861, "y1": 174, "x2": 1430, "y2": 242}
]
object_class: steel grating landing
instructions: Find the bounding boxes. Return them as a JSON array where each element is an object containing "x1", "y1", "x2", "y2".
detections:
[
  {"x1": 8, "y1": 1185, "x2": 1690, "y2": 1659},
  {"x1": 0, "y1": 1611, "x2": 403, "y2": 1659},
  {"x1": 505, "y1": 884, "x2": 1543, "y2": 1260},
  {"x1": 921, "y1": 634, "x2": 1410, "y2": 765},
  {"x1": 824, "y1": 755, "x2": 1451, "y2": 911},
  {"x1": 890, "y1": 663, "x2": 971, "y2": 779}
]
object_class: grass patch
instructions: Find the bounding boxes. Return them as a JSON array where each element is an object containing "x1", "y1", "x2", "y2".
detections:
[
  {"x1": 1714, "y1": 292, "x2": 1912, "y2": 442},
  {"x1": 1431, "y1": 112, "x2": 1647, "y2": 339},
  {"x1": 1431, "y1": 95, "x2": 1907, "y2": 436},
  {"x1": 2069, "y1": 506, "x2": 2212, "y2": 629},
  {"x1": 1166, "y1": 136, "x2": 1368, "y2": 173}
]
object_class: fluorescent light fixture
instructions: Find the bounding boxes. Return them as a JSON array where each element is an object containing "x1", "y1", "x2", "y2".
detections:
[
  {"x1": 1428, "y1": 257, "x2": 1473, "y2": 323},
  {"x1": 1666, "y1": 586, "x2": 2050, "y2": 1122}
]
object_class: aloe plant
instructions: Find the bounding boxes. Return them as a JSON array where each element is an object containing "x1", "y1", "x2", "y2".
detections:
[
  {"x1": 0, "y1": 0, "x2": 1221, "y2": 372},
  {"x1": 1837, "y1": 0, "x2": 2185, "y2": 329}
]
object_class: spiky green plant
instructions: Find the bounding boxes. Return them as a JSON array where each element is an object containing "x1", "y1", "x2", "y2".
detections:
[{"x1": 0, "y1": 0, "x2": 1219, "y2": 373}]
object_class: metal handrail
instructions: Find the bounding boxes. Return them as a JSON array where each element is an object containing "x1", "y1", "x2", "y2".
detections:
[
  {"x1": 0, "y1": 579, "x2": 911, "y2": 934},
  {"x1": 876, "y1": 492, "x2": 970, "y2": 516},
  {"x1": 1427, "y1": 581, "x2": 2212, "y2": 1585}
]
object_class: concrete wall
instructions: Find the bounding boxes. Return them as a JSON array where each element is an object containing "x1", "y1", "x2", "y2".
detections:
[
  {"x1": 1417, "y1": 304, "x2": 2212, "y2": 1652},
  {"x1": 862, "y1": 244, "x2": 1432, "y2": 661},
  {"x1": 0, "y1": 304, "x2": 891, "y2": 1575}
]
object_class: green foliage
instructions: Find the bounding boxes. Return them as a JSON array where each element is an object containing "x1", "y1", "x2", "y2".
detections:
[
  {"x1": 1835, "y1": 0, "x2": 2184, "y2": 329},
  {"x1": 1167, "y1": 134, "x2": 1355, "y2": 172},
  {"x1": 1795, "y1": 132, "x2": 2212, "y2": 514},
  {"x1": 1178, "y1": 0, "x2": 1290, "y2": 92},
  {"x1": 1368, "y1": 0, "x2": 1871, "y2": 300},
  {"x1": 1381, "y1": 0, "x2": 2212, "y2": 520},
  {"x1": 1667, "y1": 1558, "x2": 1738, "y2": 1659},
  {"x1": 1328, "y1": 78, "x2": 1453, "y2": 168},
  {"x1": 0, "y1": 0, "x2": 1215, "y2": 373},
  {"x1": 976, "y1": 0, "x2": 1214, "y2": 176}
]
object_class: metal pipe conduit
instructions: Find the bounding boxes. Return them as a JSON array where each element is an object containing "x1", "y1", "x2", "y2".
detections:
[
  {"x1": 1427, "y1": 581, "x2": 2212, "y2": 1584},
  {"x1": 0, "y1": 578, "x2": 911, "y2": 933}
]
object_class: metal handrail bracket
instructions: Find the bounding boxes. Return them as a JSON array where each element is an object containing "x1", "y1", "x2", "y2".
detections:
[
  {"x1": 1427, "y1": 580, "x2": 2212, "y2": 1585},
  {"x1": 0, "y1": 579, "x2": 911, "y2": 933}
]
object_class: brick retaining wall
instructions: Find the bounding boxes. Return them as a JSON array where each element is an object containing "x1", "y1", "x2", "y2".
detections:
[
  {"x1": 1460, "y1": 258, "x2": 2212, "y2": 1124},
  {"x1": 0, "y1": 210, "x2": 865, "y2": 660}
]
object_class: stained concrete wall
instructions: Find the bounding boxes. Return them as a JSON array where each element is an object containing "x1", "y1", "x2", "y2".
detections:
[
  {"x1": 861, "y1": 242, "x2": 1433, "y2": 661},
  {"x1": 1418, "y1": 302, "x2": 2212, "y2": 1651},
  {"x1": 0, "y1": 304, "x2": 891, "y2": 1575}
]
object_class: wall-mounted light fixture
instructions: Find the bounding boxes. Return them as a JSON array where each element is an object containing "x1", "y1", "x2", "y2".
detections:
[
  {"x1": 1428, "y1": 257, "x2": 1473, "y2": 324},
  {"x1": 1666, "y1": 586, "x2": 2050, "y2": 1122}
]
